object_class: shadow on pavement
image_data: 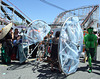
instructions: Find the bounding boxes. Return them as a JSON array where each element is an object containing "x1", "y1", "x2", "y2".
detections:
[
  {"x1": 7, "y1": 62, "x2": 33, "y2": 70},
  {"x1": 92, "y1": 60, "x2": 100, "y2": 64},
  {"x1": 77, "y1": 60, "x2": 100, "y2": 75},
  {"x1": 77, "y1": 66, "x2": 88, "y2": 72},
  {"x1": 4, "y1": 60, "x2": 36, "y2": 70},
  {"x1": 32, "y1": 63, "x2": 67, "y2": 79},
  {"x1": 92, "y1": 60, "x2": 100, "y2": 75}
]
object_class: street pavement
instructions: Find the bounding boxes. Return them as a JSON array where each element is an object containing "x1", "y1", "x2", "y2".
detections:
[{"x1": 0, "y1": 46, "x2": 100, "y2": 79}]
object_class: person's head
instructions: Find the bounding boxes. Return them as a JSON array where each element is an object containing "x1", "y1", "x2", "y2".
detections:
[
  {"x1": 10, "y1": 27, "x2": 13, "y2": 32},
  {"x1": 11, "y1": 27, "x2": 13, "y2": 30},
  {"x1": 84, "y1": 28, "x2": 86, "y2": 31},
  {"x1": 93, "y1": 31, "x2": 97, "y2": 34},
  {"x1": 14, "y1": 28, "x2": 19, "y2": 34},
  {"x1": 98, "y1": 33, "x2": 100, "y2": 37},
  {"x1": 87, "y1": 27, "x2": 93, "y2": 34},
  {"x1": 21, "y1": 28, "x2": 25, "y2": 33},
  {"x1": 93, "y1": 29, "x2": 97, "y2": 34},
  {"x1": 55, "y1": 31, "x2": 60, "y2": 38},
  {"x1": 49, "y1": 30, "x2": 53, "y2": 35}
]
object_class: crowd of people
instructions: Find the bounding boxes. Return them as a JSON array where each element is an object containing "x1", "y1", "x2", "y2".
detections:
[
  {"x1": 0, "y1": 26, "x2": 61, "y2": 67},
  {"x1": 0, "y1": 26, "x2": 100, "y2": 74},
  {"x1": 1, "y1": 27, "x2": 28, "y2": 64}
]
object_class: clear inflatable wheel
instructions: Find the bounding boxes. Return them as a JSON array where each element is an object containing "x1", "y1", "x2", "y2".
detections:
[{"x1": 58, "y1": 16, "x2": 83, "y2": 75}]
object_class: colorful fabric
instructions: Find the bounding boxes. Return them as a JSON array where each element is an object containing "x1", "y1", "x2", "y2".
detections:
[{"x1": 1, "y1": 44, "x2": 11, "y2": 64}]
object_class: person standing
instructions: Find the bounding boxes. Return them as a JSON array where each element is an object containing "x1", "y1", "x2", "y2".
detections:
[
  {"x1": 9, "y1": 27, "x2": 14, "y2": 40},
  {"x1": 98, "y1": 33, "x2": 100, "y2": 45},
  {"x1": 14, "y1": 28, "x2": 19, "y2": 40},
  {"x1": 1, "y1": 28, "x2": 13, "y2": 64},
  {"x1": 50, "y1": 31, "x2": 60, "y2": 72},
  {"x1": 84, "y1": 27, "x2": 97, "y2": 73}
]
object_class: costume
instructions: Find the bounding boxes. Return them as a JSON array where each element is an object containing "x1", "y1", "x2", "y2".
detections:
[
  {"x1": 16, "y1": 35, "x2": 28, "y2": 64},
  {"x1": 84, "y1": 27, "x2": 97, "y2": 72},
  {"x1": 1, "y1": 33, "x2": 12, "y2": 64},
  {"x1": 51, "y1": 37, "x2": 59, "y2": 61}
]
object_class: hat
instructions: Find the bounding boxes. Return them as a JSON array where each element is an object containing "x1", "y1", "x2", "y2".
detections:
[
  {"x1": 93, "y1": 29, "x2": 97, "y2": 32},
  {"x1": 0, "y1": 23, "x2": 13, "y2": 39},
  {"x1": 87, "y1": 27, "x2": 93, "y2": 31}
]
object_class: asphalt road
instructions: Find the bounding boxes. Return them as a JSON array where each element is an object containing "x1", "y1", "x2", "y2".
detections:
[{"x1": 0, "y1": 46, "x2": 100, "y2": 79}]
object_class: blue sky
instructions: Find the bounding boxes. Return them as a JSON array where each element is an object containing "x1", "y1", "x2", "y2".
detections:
[{"x1": 2, "y1": 0, "x2": 100, "y2": 23}]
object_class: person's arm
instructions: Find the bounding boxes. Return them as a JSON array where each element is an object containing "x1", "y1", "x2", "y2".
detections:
[
  {"x1": 17, "y1": 35, "x2": 21, "y2": 40},
  {"x1": 12, "y1": 32, "x2": 14, "y2": 40},
  {"x1": 94, "y1": 35, "x2": 97, "y2": 52},
  {"x1": 95, "y1": 36, "x2": 97, "y2": 47},
  {"x1": 84, "y1": 35, "x2": 89, "y2": 50}
]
